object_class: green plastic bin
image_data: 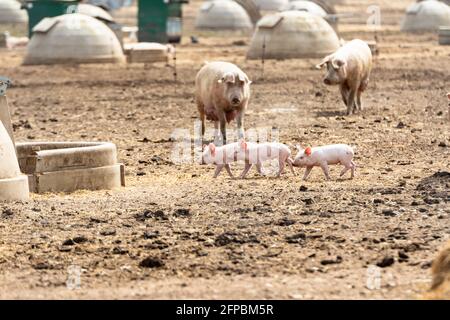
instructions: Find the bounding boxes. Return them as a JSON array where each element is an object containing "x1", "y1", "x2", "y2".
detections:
[
  {"x1": 138, "y1": 0, "x2": 188, "y2": 44},
  {"x1": 23, "y1": 0, "x2": 80, "y2": 37}
]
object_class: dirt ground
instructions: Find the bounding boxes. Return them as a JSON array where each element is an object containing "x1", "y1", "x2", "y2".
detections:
[{"x1": 0, "y1": 0, "x2": 449, "y2": 299}]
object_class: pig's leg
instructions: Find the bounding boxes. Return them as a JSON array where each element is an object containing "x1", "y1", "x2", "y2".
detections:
[
  {"x1": 339, "y1": 165, "x2": 351, "y2": 177},
  {"x1": 240, "y1": 162, "x2": 253, "y2": 179},
  {"x1": 303, "y1": 166, "x2": 313, "y2": 180},
  {"x1": 320, "y1": 162, "x2": 331, "y2": 180},
  {"x1": 346, "y1": 89, "x2": 357, "y2": 116},
  {"x1": 225, "y1": 164, "x2": 234, "y2": 178},
  {"x1": 256, "y1": 162, "x2": 265, "y2": 176},
  {"x1": 350, "y1": 161, "x2": 356, "y2": 179},
  {"x1": 287, "y1": 158, "x2": 296, "y2": 176},
  {"x1": 213, "y1": 121, "x2": 220, "y2": 145},
  {"x1": 356, "y1": 90, "x2": 362, "y2": 111},
  {"x1": 357, "y1": 79, "x2": 368, "y2": 111},
  {"x1": 339, "y1": 84, "x2": 349, "y2": 107},
  {"x1": 236, "y1": 109, "x2": 245, "y2": 140},
  {"x1": 199, "y1": 110, "x2": 206, "y2": 139},
  {"x1": 217, "y1": 111, "x2": 227, "y2": 146},
  {"x1": 213, "y1": 165, "x2": 224, "y2": 178},
  {"x1": 197, "y1": 99, "x2": 206, "y2": 138},
  {"x1": 277, "y1": 159, "x2": 286, "y2": 178}
]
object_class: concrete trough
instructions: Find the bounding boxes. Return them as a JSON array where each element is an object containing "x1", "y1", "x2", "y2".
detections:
[
  {"x1": 124, "y1": 42, "x2": 171, "y2": 63},
  {"x1": 16, "y1": 142, "x2": 125, "y2": 193}
]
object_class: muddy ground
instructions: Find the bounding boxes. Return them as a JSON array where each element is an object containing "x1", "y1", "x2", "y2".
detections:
[{"x1": 0, "y1": 0, "x2": 449, "y2": 299}]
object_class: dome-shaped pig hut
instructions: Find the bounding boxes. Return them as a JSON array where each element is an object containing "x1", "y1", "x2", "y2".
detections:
[
  {"x1": 283, "y1": 0, "x2": 327, "y2": 17},
  {"x1": 0, "y1": 0, "x2": 27, "y2": 24},
  {"x1": 77, "y1": 3, "x2": 114, "y2": 22},
  {"x1": 0, "y1": 79, "x2": 29, "y2": 201},
  {"x1": 401, "y1": 0, "x2": 450, "y2": 32},
  {"x1": 195, "y1": 0, "x2": 253, "y2": 30},
  {"x1": 0, "y1": 123, "x2": 30, "y2": 201},
  {"x1": 254, "y1": 0, "x2": 288, "y2": 11},
  {"x1": 23, "y1": 13, "x2": 125, "y2": 65},
  {"x1": 247, "y1": 11, "x2": 340, "y2": 59},
  {"x1": 284, "y1": 1, "x2": 338, "y2": 30}
]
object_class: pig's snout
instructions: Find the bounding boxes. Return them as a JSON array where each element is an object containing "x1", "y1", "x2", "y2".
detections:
[
  {"x1": 323, "y1": 78, "x2": 331, "y2": 85},
  {"x1": 231, "y1": 97, "x2": 241, "y2": 105}
]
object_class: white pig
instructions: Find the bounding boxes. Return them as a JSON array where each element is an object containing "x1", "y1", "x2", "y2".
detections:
[
  {"x1": 195, "y1": 61, "x2": 252, "y2": 145},
  {"x1": 293, "y1": 144, "x2": 356, "y2": 180},
  {"x1": 316, "y1": 39, "x2": 372, "y2": 115},
  {"x1": 236, "y1": 141, "x2": 296, "y2": 179},
  {"x1": 201, "y1": 140, "x2": 295, "y2": 179}
]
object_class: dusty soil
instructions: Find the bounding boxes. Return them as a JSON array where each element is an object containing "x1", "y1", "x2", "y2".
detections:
[{"x1": 0, "y1": 0, "x2": 449, "y2": 299}]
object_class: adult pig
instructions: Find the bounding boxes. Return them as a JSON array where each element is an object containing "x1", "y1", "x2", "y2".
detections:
[
  {"x1": 195, "y1": 61, "x2": 252, "y2": 145},
  {"x1": 316, "y1": 39, "x2": 372, "y2": 115}
]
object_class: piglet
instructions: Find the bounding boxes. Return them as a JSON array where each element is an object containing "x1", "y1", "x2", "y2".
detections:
[
  {"x1": 201, "y1": 140, "x2": 295, "y2": 179},
  {"x1": 236, "y1": 141, "x2": 296, "y2": 179},
  {"x1": 293, "y1": 144, "x2": 356, "y2": 180},
  {"x1": 201, "y1": 142, "x2": 240, "y2": 178}
]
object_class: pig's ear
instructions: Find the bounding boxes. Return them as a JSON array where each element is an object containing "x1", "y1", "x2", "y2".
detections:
[
  {"x1": 240, "y1": 139, "x2": 247, "y2": 150},
  {"x1": 316, "y1": 56, "x2": 330, "y2": 69},
  {"x1": 447, "y1": 92, "x2": 450, "y2": 100},
  {"x1": 332, "y1": 58, "x2": 345, "y2": 69},
  {"x1": 239, "y1": 74, "x2": 252, "y2": 85},
  {"x1": 222, "y1": 73, "x2": 235, "y2": 84},
  {"x1": 208, "y1": 143, "x2": 216, "y2": 156},
  {"x1": 305, "y1": 147, "x2": 312, "y2": 156}
]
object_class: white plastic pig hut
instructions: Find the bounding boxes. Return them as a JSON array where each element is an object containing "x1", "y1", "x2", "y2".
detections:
[
  {"x1": 283, "y1": 0, "x2": 327, "y2": 17},
  {"x1": 246, "y1": 11, "x2": 340, "y2": 59},
  {"x1": 401, "y1": 0, "x2": 450, "y2": 32},
  {"x1": 77, "y1": 3, "x2": 114, "y2": 22},
  {"x1": 0, "y1": 124, "x2": 30, "y2": 201},
  {"x1": 0, "y1": 80, "x2": 29, "y2": 201},
  {"x1": 23, "y1": 13, "x2": 125, "y2": 65},
  {"x1": 254, "y1": 0, "x2": 288, "y2": 11},
  {"x1": 195, "y1": 0, "x2": 253, "y2": 30},
  {"x1": 0, "y1": 0, "x2": 27, "y2": 24}
]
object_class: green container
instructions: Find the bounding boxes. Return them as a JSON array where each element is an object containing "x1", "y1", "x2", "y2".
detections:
[
  {"x1": 23, "y1": 0, "x2": 80, "y2": 37},
  {"x1": 138, "y1": 0, "x2": 188, "y2": 44}
]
